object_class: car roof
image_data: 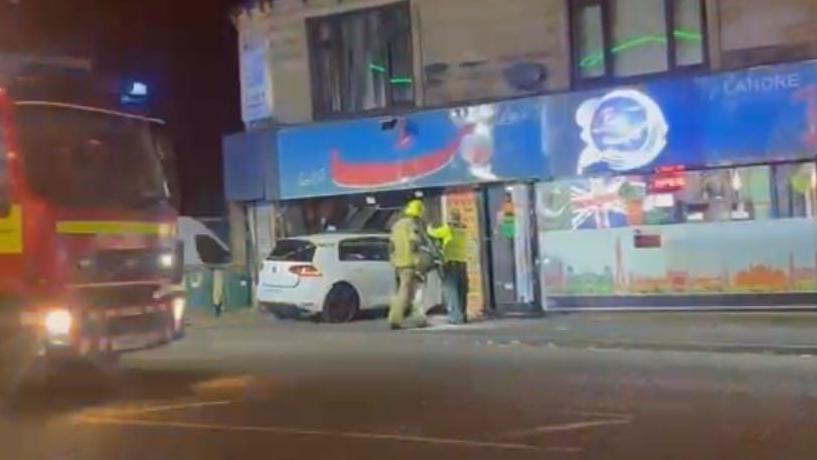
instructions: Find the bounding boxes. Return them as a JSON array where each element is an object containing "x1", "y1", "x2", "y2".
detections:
[{"x1": 281, "y1": 233, "x2": 388, "y2": 244}]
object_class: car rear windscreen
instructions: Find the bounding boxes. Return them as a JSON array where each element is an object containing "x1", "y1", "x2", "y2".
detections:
[{"x1": 267, "y1": 239, "x2": 316, "y2": 262}]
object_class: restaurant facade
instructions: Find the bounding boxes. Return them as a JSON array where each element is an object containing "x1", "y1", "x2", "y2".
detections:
[{"x1": 225, "y1": 59, "x2": 817, "y2": 313}]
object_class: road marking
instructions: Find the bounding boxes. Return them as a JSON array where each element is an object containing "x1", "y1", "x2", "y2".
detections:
[
  {"x1": 562, "y1": 409, "x2": 633, "y2": 419},
  {"x1": 545, "y1": 446, "x2": 586, "y2": 454},
  {"x1": 502, "y1": 417, "x2": 632, "y2": 439},
  {"x1": 79, "y1": 400, "x2": 235, "y2": 418},
  {"x1": 77, "y1": 415, "x2": 552, "y2": 452}
]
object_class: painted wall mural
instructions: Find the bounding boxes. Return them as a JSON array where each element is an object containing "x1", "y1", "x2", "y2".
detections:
[
  {"x1": 538, "y1": 176, "x2": 648, "y2": 231},
  {"x1": 544, "y1": 60, "x2": 817, "y2": 177},
  {"x1": 538, "y1": 219, "x2": 817, "y2": 298},
  {"x1": 536, "y1": 165, "x2": 817, "y2": 301}
]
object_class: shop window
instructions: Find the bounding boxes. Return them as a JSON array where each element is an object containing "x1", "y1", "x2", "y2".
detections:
[
  {"x1": 339, "y1": 237, "x2": 390, "y2": 262},
  {"x1": 536, "y1": 176, "x2": 648, "y2": 231},
  {"x1": 610, "y1": 0, "x2": 669, "y2": 77},
  {"x1": 774, "y1": 162, "x2": 817, "y2": 218},
  {"x1": 575, "y1": 4, "x2": 606, "y2": 79},
  {"x1": 570, "y1": 0, "x2": 706, "y2": 84},
  {"x1": 308, "y1": 3, "x2": 414, "y2": 118},
  {"x1": 671, "y1": 166, "x2": 772, "y2": 224},
  {"x1": 536, "y1": 166, "x2": 773, "y2": 231},
  {"x1": 673, "y1": 0, "x2": 704, "y2": 67},
  {"x1": 361, "y1": 208, "x2": 399, "y2": 233}
]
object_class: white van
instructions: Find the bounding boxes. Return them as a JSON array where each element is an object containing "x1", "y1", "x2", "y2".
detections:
[{"x1": 178, "y1": 216, "x2": 231, "y2": 269}]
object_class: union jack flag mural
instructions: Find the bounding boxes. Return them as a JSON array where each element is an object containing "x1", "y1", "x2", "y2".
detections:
[
  {"x1": 538, "y1": 177, "x2": 646, "y2": 231},
  {"x1": 570, "y1": 178, "x2": 642, "y2": 229}
]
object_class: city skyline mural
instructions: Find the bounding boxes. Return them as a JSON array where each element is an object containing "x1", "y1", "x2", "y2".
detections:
[{"x1": 537, "y1": 176, "x2": 817, "y2": 301}]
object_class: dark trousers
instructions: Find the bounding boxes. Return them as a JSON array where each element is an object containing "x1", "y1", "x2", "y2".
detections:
[{"x1": 443, "y1": 261, "x2": 468, "y2": 324}]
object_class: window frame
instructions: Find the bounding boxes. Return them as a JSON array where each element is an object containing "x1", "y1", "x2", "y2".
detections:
[
  {"x1": 306, "y1": 2, "x2": 415, "y2": 120},
  {"x1": 568, "y1": 0, "x2": 709, "y2": 87}
]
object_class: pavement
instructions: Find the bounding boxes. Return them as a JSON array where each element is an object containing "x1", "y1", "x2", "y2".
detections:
[
  {"x1": 2, "y1": 310, "x2": 816, "y2": 459},
  {"x1": 420, "y1": 311, "x2": 817, "y2": 355},
  {"x1": 188, "y1": 307, "x2": 817, "y2": 355}
]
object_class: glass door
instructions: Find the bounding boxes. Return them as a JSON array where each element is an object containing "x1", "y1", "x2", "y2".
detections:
[{"x1": 484, "y1": 184, "x2": 537, "y2": 311}]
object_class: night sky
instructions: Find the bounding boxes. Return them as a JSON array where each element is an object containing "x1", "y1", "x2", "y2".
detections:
[{"x1": 0, "y1": 0, "x2": 242, "y2": 216}]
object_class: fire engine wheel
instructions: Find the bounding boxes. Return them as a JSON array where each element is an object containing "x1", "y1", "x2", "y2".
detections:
[{"x1": 322, "y1": 283, "x2": 360, "y2": 324}]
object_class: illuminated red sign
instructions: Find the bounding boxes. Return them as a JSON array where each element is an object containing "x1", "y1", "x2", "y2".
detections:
[
  {"x1": 654, "y1": 164, "x2": 685, "y2": 175},
  {"x1": 650, "y1": 164, "x2": 687, "y2": 193}
]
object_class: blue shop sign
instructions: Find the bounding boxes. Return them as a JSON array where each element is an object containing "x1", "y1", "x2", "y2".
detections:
[
  {"x1": 275, "y1": 60, "x2": 817, "y2": 200},
  {"x1": 278, "y1": 98, "x2": 546, "y2": 199},
  {"x1": 547, "y1": 60, "x2": 817, "y2": 177}
]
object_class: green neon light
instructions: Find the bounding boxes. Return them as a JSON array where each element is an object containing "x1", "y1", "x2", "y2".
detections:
[
  {"x1": 389, "y1": 77, "x2": 413, "y2": 85},
  {"x1": 673, "y1": 28, "x2": 702, "y2": 40},
  {"x1": 579, "y1": 29, "x2": 703, "y2": 70},
  {"x1": 370, "y1": 62, "x2": 413, "y2": 85}
]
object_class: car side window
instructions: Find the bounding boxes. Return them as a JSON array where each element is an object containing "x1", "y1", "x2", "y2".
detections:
[
  {"x1": 369, "y1": 238, "x2": 390, "y2": 261},
  {"x1": 339, "y1": 238, "x2": 390, "y2": 262}
]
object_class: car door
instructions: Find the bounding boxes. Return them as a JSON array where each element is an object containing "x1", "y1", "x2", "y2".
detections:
[{"x1": 337, "y1": 237, "x2": 393, "y2": 309}]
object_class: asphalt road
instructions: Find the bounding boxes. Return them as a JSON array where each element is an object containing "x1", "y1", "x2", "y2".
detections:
[{"x1": 2, "y1": 318, "x2": 817, "y2": 459}]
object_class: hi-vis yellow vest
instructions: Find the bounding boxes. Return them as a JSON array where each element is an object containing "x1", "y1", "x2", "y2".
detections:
[{"x1": 428, "y1": 223, "x2": 468, "y2": 263}]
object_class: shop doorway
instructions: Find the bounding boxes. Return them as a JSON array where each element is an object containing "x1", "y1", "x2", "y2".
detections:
[
  {"x1": 484, "y1": 184, "x2": 537, "y2": 312},
  {"x1": 440, "y1": 189, "x2": 487, "y2": 318}
]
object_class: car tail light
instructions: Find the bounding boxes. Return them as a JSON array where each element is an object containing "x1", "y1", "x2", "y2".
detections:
[{"x1": 289, "y1": 265, "x2": 322, "y2": 277}]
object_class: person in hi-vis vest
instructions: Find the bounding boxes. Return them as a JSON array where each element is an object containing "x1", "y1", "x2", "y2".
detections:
[{"x1": 428, "y1": 209, "x2": 469, "y2": 324}]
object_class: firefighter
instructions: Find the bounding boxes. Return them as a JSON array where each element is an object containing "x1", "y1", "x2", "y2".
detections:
[
  {"x1": 388, "y1": 199, "x2": 433, "y2": 330},
  {"x1": 428, "y1": 209, "x2": 469, "y2": 324}
]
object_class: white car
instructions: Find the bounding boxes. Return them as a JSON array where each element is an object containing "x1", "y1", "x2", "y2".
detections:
[
  {"x1": 257, "y1": 233, "x2": 399, "y2": 322},
  {"x1": 258, "y1": 233, "x2": 444, "y2": 323}
]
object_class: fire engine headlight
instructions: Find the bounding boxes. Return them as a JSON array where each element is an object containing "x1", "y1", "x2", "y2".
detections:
[
  {"x1": 44, "y1": 309, "x2": 73, "y2": 336},
  {"x1": 159, "y1": 252, "x2": 175, "y2": 269}
]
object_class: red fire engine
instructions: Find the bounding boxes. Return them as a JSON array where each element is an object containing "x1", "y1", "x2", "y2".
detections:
[{"x1": 0, "y1": 58, "x2": 184, "y2": 396}]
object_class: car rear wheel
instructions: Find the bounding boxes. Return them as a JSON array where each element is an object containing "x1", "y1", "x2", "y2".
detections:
[{"x1": 322, "y1": 283, "x2": 360, "y2": 324}]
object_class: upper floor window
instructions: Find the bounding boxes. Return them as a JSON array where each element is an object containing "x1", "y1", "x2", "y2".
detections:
[
  {"x1": 308, "y1": 3, "x2": 414, "y2": 119},
  {"x1": 570, "y1": 0, "x2": 707, "y2": 83}
]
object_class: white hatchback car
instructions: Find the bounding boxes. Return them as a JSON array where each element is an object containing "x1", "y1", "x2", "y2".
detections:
[{"x1": 257, "y1": 233, "x2": 399, "y2": 322}]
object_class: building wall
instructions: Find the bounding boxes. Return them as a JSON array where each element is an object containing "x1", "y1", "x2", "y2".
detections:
[
  {"x1": 415, "y1": 0, "x2": 569, "y2": 106},
  {"x1": 718, "y1": 0, "x2": 817, "y2": 69},
  {"x1": 228, "y1": 201, "x2": 249, "y2": 269},
  {"x1": 233, "y1": 0, "x2": 817, "y2": 124},
  {"x1": 233, "y1": 0, "x2": 569, "y2": 125},
  {"x1": 235, "y1": 0, "x2": 413, "y2": 125}
]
